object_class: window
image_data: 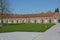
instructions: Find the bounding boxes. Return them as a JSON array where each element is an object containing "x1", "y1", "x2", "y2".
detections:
[
  {"x1": 11, "y1": 20, "x2": 13, "y2": 23},
  {"x1": 27, "y1": 19, "x2": 30, "y2": 23},
  {"x1": 42, "y1": 19, "x2": 44, "y2": 23},
  {"x1": 34, "y1": 20, "x2": 36, "y2": 23},
  {"x1": 49, "y1": 18, "x2": 51, "y2": 23},
  {"x1": 16, "y1": 20, "x2": 18, "y2": 23},
  {"x1": 22, "y1": 20, "x2": 24, "y2": 23},
  {"x1": 42, "y1": 18, "x2": 44, "y2": 23}
]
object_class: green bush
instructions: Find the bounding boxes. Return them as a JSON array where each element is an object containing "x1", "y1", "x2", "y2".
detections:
[{"x1": 58, "y1": 18, "x2": 60, "y2": 23}]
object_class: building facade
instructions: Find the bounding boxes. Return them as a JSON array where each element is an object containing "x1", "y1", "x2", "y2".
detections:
[{"x1": 0, "y1": 12, "x2": 60, "y2": 24}]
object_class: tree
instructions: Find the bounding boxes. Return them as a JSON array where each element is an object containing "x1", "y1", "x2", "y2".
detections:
[
  {"x1": 58, "y1": 18, "x2": 60, "y2": 23},
  {"x1": 0, "y1": 0, "x2": 11, "y2": 26},
  {"x1": 55, "y1": 8, "x2": 59, "y2": 13}
]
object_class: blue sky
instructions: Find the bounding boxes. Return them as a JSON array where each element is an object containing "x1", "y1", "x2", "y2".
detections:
[{"x1": 10, "y1": 0, "x2": 60, "y2": 14}]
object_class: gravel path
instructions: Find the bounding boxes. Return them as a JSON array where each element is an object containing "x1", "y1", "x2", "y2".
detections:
[{"x1": 0, "y1": 23, "x2": 60, "y2": 40}]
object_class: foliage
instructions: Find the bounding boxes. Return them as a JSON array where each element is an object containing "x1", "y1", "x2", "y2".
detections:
[
  {"x1": 55, "y1": 8, "x2": 59, "y2": 13},
  {"x1": 58, "y1": 18, "x2": 60, "y2": 23}
]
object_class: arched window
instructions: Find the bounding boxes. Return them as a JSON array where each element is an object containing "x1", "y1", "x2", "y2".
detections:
[
  {"x1": 11, "y1": 20, "x2": 13, "y2": 23},
  {"x1": 16, "y1": 20, "x2": 18, "y2": 23},
  {"x1": 5, "y1": 20, "x2": 8, "y2": 23},
  {"x1": 22, "y1": 20, "x2": 24, "y2": 23},
  {"x1": 42, "y1": 19, "x2": 44, "y2": 23},
  {"x1": 34, "y1": 20, "x2": 36, "y2": 23},
  {"x1": 41, "y1": 18, "x2": 44, "y2": 23},
  {"x1": 27, "y1": 19, "x2": 30, "y2": 23},
  {"x1": 49, "y1": 18, "x2": 51, "y2": 23}
]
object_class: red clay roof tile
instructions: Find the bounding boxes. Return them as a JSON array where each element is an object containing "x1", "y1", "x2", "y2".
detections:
[{"x1": 0, "y1": 12, "x2": 59, "y2": 18}]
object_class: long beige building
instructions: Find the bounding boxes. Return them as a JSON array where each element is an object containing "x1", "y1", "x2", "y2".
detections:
[{"x1": 0, "y1": 12, "x2": 60, "y2": 24}]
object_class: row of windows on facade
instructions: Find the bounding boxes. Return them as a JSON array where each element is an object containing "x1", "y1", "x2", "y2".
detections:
[{"x1": 0, "y1": 19, "x2": 57, "y2": 23}]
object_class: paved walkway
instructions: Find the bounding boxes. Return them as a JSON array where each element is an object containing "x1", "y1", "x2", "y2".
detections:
[
  {"x1": 0, "y1": 32, "x2": 43, "y2": 40},
  {"x1": 34, "y1": 23, "x2": 60, "y2": 40},
  {"x1": 0, "y1": 23, "x2": 60, "y2": 40}
]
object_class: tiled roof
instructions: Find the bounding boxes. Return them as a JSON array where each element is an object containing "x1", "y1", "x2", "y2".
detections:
[{"x1": 0, "y1": 12, "x2": 59, "y2": 18}]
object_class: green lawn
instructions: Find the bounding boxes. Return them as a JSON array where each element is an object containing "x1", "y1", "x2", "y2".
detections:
[{"x1": 0, "y1": 23, "x2": 55, "y2": 33}]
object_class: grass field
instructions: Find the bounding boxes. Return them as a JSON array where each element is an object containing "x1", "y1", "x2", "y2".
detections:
[{"x1": 0, "y1": 23, "x2": 55, "y2": 33}]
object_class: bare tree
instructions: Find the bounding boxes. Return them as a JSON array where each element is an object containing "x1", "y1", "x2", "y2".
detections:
[{"x1": 0, "y1": 0, "x2": 11, "y2": 26}]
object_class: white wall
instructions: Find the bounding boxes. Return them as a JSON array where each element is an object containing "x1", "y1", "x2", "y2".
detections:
[
  {"x1": 0, "y1": 20, "x2": 1, "y2": 23},
  {"x1": 13, "y1": 20, "x2": 18, "y2": 23},
  {"x1": 44, "y1": 19, "x2": 48, "y2": 23},
  {"x1": 30, "y1": 20, "x2": 35, "y2": 23},
  {"x1": 54, "y1": 19, "x2": 57, "y2": 23},
  {"x1": 37, "y1": 19, "x2": 40, "y2": 23},
  {"x1": 3, "y1": 20, "x2": 7, "y2": 23},
  {"x1": 8, "y1": 20, "x2": 12, "y2": 23}
]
